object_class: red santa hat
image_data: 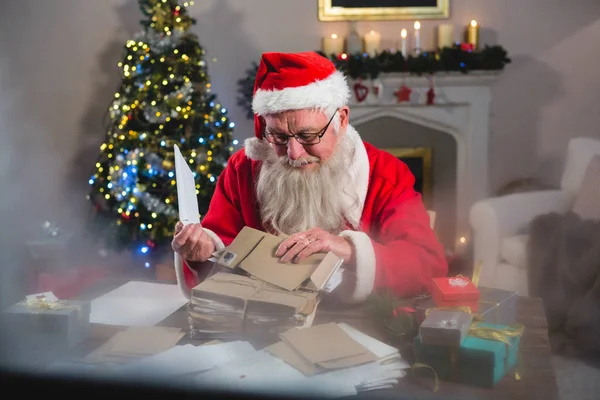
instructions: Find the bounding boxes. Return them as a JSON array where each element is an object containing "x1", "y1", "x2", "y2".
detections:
[{"x1": 251, "y1": 52, "x2": 350, "y2": 139}]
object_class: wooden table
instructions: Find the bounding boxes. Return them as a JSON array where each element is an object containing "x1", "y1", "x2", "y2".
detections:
[{"x1": 77, "y1": 280, "x2": 559, "y2": 400}]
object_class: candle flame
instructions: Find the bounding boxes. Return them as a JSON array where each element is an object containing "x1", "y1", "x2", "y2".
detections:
[
  {"x1": 459, "y1": 236, "x2": 467, "y2": 244},
  {"x1": 471, "y1": 20, "x2": 478, "y2": 27},
  {"x1": 414, "y1": 21, "x2": 421, "y2": 30},
  {"x1": 369, "y1": 30, "x2": 376, "y2": 35},
  {"x1": 401, "y1": 29, "x2": 407, "y2": 38},
  {"x1": 331, "y1": 33, "x2": 338, "y2": 39}
]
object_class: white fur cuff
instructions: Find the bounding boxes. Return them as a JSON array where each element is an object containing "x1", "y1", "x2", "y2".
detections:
[
  {"x1": 203, "y1": 227, "x2": 226, "y2": 250},
  {"x1": 338, "y1": 230, "x2": 377, "y2": 303}
]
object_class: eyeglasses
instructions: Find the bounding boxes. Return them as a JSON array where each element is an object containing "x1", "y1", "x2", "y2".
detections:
[{"x1": 263, "y1": 111, "x2": 337, "y2": 146}]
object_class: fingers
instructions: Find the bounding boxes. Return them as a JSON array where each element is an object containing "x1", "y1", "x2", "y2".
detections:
[
  {"x1": 295, "y1": 240, "x2": 327, "y2": 262},
  {"x1": 171, "y1": 223, "x2": 195, "y2": 252},
  {"x1": 177, "y1": 225, "x2": 206, "y2": 258},
  {"x1": 174, "y1": 221, "x2": 184, "y2": 234},
  {"x1": 279, "y1": 238, "x2": 311, "y2": 263},
  {"x1": 275, "y1": 236, "x2": 302, "y2": 257}
]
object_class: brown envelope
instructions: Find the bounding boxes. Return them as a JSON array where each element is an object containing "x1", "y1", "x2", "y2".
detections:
[
  {"x1": 192, "y1": 272, "x2": 317, "y2": 314},
  {"x1": 265, "y1": 341, "x2": 320, "y2": 376},
  {"x1": 192, "y1": 272, "x2": 259, "y2": 301},
  {"x1": 240, "y1": 234, "x2": 321, "y2": 291},
  {"x1": 316, "y1": 352, "x2": 378, "y2": 369},
  {"x1": 304, "y1": 252, "x2": 343, "y2": 291},
  {"x1": 280, "y1": 322, "x2": 372, "y2": 365},
  {"x1": 216, "y1": 226, "x2": 266, "y2": 269},
  {"x1": 107, "y1": 326, "x2": 184, "y2": 356}
]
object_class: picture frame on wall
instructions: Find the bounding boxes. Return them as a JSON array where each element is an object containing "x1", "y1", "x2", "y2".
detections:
[{"x1": 318, "y1": 0, "x2": 450, "y2": 21}]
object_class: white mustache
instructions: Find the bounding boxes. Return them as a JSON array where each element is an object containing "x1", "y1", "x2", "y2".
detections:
[{"x1": 285, "y1": 156, "x2": 321, "y2": 168}]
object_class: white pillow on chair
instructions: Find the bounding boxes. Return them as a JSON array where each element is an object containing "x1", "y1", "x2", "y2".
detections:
[{"x1": 572, "y1": 154, "x2": 600, "y2": 221}]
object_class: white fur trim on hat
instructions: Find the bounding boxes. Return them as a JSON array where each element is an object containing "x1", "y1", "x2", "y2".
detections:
[
  {"x1": 338, "y1": 230, "x2": 376, "y2": 303},
  {"x1": 252, "y1": 70, "x2": 350, "y2": 115},
  {"x1": 244, "y1": 137, "x2": 273, "y2": 162}
]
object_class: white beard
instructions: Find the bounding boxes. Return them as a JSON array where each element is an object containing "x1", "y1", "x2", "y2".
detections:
[{"x1": 254, "y1": 133, "x2": 357, "y2": 236}]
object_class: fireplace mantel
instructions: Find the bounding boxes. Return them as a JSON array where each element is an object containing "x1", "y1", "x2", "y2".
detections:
[{"x1": 348, "y1": 72, "x2": 500, "y2": 249}]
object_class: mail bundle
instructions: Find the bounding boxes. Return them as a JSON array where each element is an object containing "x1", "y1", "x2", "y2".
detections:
[{"x1": 188, "y1": 226, "x2": 343, "y2": 340}]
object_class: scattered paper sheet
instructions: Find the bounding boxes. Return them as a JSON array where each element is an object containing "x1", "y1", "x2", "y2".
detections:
[
  {"x1": 337, "y1": 323, "x2": 400, "y2": 360},
  {"x1": 90, "y1": 281, "x2": 189, "y2": 326},
  {"x1": 195, "y1": 350, "x2": 357, "y2": 398},
  {"x1": 118, "y1": 341, "x2": 257, "y2": 378},
  {"x1": 85, "y1": 326, "x2": 184, "y2": 364},
  {"x1": 174, "y1": 144, "x2": 200, "y2": 225},
  {"x1": 280, "y1": 322, "x2": 375, "y2": 367}
]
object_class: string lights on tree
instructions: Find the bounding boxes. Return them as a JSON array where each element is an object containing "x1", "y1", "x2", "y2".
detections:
[{"x1": 87, "y1": 0, "x2": 237, "y2": 268}]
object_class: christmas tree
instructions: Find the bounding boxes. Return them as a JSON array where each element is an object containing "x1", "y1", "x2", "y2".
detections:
[{"x1": 87, "y1": 0, "x2": 237, "y2": 265}]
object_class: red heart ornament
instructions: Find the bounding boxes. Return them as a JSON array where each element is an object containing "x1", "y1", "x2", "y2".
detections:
[{"x1": 353, "y1": 82, "x2": 369, "y2": 103}]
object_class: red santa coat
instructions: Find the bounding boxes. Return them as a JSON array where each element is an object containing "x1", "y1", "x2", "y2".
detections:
[{"x1": 177, "y1": 127, "x2": 447, "y2": 302}]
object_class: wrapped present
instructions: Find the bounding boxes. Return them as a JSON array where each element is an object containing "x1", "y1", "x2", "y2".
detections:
[
  {"x1": 414, "y1": 322, "x2": 524, "y2": 388},
  {"x1": 417, "y1": 286, "x2": 518, "y2": 326},
  {"x1": 477, "y1": 287, "x2": 518, "y2": 326},
  {"x1": 431, "y1": 276, "x2": 480, "y2": 311},
  {"x1": 2, "y1": 292, "x2": 91, "y2": 349},
  {"x1": 419, "y1": 310, "x2": 473, "y2": 347}
]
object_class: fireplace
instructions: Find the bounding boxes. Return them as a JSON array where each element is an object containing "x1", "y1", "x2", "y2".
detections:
[
  {"x1": 355, "y1": 117, "x2": 457, "y2": 249},
  {"x1": 348, "y1": 72, "x2": 498, "y2": 251},
  {"x1": 385, "y1": 147, "x2": 433, "y2": 207}
]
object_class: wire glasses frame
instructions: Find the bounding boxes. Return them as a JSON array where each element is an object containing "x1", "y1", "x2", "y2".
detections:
[{"x1": 263, "y1": 110, "x2": 338, "y2": 146}]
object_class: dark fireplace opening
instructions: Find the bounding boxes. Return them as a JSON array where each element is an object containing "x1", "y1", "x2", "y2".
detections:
[
  {"x1": 386, "y1": 147, "x2": 432, "y2": 209},
  {"x1": 354, "y1": 116, "x2": 457, "y2": 250}
]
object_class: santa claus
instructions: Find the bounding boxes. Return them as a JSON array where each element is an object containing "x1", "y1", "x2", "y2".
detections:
[{"x1": 172, "y1": 51, "x2": 447, "y2": 302}]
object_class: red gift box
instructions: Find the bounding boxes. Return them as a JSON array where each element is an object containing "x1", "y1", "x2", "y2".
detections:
[{"x1": 431, "y1": 276, "x2": 480, "y2": 312}]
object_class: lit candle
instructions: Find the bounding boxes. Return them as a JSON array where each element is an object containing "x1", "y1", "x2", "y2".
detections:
[
  {"x1": 466, "y1": 20, "x2": 479, "y2": 50},
  {"x1": 322, "y1": 33, "x2": 344, "y2": 55},
  {"x1": 401, "y1": 29, "x2": 407, "y2": 57},
  {"x1": 436, "y1": 24, "x2": 454, "y2": 49},
  {"x1": 414, "y1": 21, "x2": 421, "y2": 54},
  {"x1": 364, "y1": 30, "x2": 381, "y2": 57}
]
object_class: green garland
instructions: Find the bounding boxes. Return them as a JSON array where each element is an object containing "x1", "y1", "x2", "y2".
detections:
[
  {"x1": 236, "y1": 44, "x2": 510, "y2": 119},
  {"x1": 365, "y1": 290, "x2": 434, "y2": 348}
]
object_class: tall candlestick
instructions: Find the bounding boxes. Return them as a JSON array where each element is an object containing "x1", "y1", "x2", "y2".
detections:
[
  {"x1": 346, "y1": 21, "x2": 362, "y2": 55},
  {"x1": 466, "y1": 20, "x2": 479, "y2": 50},
  {"x1": 414, "y1": 21, "x2": 421, "y2": 54},
  {"x1": 436, "y1": 24, "x2": 454, "y2": 49},
  {"x1": 364, "y1": 30, "x2": 381, "y2": 57},
  {"x1": 401, "y1": 29, "x2": 407, "y2": 57},
  {"x1": 322, "y1": 33, "x2": 344, "y2": 55}
]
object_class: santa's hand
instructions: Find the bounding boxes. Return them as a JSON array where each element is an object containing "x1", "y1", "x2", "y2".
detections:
[
  {"x1": 171, "y1": 221, "x2": 216, "y2": 262},
  {"x1": 276, "y1": 228, "x2": 353, "y2": 263}
]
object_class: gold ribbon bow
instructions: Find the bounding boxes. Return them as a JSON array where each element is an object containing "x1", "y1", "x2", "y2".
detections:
[
  {"x1": 23, "y1": 295, "x2": 77, "y2": 314},
  {"x1": 411, "y1": 363, "x2": 440, "y2": 392}
]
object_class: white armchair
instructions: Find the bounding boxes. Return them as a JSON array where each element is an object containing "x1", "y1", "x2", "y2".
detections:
[{"x1": 469, "y1": 137, "x2": 600, "y2": 295}]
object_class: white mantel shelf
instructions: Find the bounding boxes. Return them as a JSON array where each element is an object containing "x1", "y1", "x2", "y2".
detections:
[
  {"x1": 353, "y1": 71, "x2": 500, "y2": 89},
  {"x1": 348, "y1": 71, "x2": 501, "y2": 247}
]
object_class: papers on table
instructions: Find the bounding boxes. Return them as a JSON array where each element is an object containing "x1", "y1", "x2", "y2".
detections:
[
  {"x1": 85, "y1": 326, "x2": 184, "y2": 365},
  {"x1": 90, "y1": 281, "x2": 189, "y2": 326},
  {"x1": 102, "y1": 322, "x2": 408, "y2": 397},
  {"x1": 174, "y1": 144, "x2": 200, "y2": 225},
  {"x1": 193, "y1": 323, "x2": 409, "y2": 397},
  {"x1": 117, "y1": 340, "x2": 256, "y2": 378}
]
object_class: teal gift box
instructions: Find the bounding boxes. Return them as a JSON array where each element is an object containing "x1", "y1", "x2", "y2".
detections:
[{"x1": 414, "y1": 322, "x2": 523, "y2": 388}]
